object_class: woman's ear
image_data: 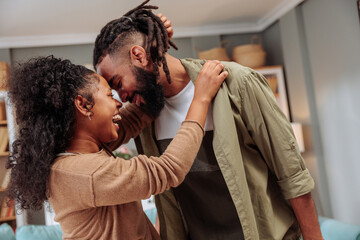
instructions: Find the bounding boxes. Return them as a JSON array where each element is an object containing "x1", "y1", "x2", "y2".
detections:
[
  {"x1": 74, "y1": 95, "x2": 90, "y2": 118},
  {"x1": 130, "y1": 45, "x2": 149, "y2": 67}
]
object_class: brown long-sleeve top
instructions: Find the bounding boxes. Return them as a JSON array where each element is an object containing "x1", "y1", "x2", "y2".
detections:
[{"x1": 48, "y1": 104, "x2": 204, "y2": 240}]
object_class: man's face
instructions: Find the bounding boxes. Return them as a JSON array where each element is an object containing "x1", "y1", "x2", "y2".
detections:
[
  {"x1": 96, "y1": 55, "x2": 165, "y2": 118},
  {"x1": 132, "y1": 66, "x2": 165, "y2": 118}
]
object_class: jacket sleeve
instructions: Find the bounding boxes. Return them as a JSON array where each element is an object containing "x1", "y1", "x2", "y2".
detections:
[
  {"x1": 239, "y1": 70, "x2": 314, "y2": 199},
  {"x1": 92, "y1": 121, "x2": 204, "y2": 206},
  {"x1": 107, "y1": 103, "x2": 154, "y2": 151}
]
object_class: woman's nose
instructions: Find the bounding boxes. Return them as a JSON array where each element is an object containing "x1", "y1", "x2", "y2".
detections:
[{"x1": 115, "y1": 99, "x2": 123, "y2": 108}]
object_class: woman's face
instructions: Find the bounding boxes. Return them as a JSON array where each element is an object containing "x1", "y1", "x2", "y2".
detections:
[{"x1": 89, "y1": 74, "x2": 122, "y2": 144}]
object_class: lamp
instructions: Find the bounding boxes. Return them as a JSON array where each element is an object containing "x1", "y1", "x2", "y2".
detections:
[{"x1": 291, "y1": 122, "x2": 305, "y2": 153}]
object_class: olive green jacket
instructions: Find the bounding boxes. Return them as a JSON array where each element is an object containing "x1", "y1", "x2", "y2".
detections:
[{"x1": 135, "y1": 59, "x2": 315, "y2": 240}]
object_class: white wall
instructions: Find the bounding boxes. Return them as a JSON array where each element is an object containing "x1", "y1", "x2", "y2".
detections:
[{"x1": 280, "y1": 0, "x2": 360, "y2": 225}]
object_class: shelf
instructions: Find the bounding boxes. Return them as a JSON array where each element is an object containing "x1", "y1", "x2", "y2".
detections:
[
  {"x1": 0, "y1": 152, "x2": 9, "y2": 157},
  {"x1": 0, "y1": 216, "x2": 16, "y2": 222},
  {"x1": 0, "y1": 91, "x2": 7, "y2": 101},
  {"x1": 0, "y1": 120, "x2": 6, "y2": 125},
  {"x1": 254, "y1": 65, "x2": 283, "y2": 70}
]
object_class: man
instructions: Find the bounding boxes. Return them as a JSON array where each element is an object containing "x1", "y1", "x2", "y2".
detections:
[{"x1": 93, "y1": 1, "x2": 324, "y2": 239}]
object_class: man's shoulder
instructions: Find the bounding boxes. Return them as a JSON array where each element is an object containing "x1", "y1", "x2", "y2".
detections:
[
  {"x1": 180, "y1": 58, "x2": 255, "y2": 82},
  {"x1": 222, "y1": 61, "x2": 254, "y2": 80}
]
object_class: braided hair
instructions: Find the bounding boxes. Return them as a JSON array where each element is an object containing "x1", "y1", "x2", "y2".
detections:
[
  {"x1": 6, "y1": 56, "x2": 98, "y2": 211},
  {"x1": 93, "y1": 0, "x2": 177, "y2": 83}
]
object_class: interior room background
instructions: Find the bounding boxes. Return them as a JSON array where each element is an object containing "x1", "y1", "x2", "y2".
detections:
[{"x1": 0, "y1": 0, "x2": 359, "y2": 228}]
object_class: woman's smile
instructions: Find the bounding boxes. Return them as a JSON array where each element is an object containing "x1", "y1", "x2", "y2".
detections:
[{"x1": 112, "y1": 113, "x2": 122, "y2": 131}]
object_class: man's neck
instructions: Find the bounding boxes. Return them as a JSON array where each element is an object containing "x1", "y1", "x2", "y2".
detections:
[{"x1": 159, "y1": 54, "x2": 191, "y2": 98}]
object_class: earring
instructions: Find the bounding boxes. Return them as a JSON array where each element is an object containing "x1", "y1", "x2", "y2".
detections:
[{"x1": 87, "y1": 113, "x2": 92, "y2": 121}]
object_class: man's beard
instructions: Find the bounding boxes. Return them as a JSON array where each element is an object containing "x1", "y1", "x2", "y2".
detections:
[{"x1": 130, "y1": 66, "x2": 165, "y2": 118}]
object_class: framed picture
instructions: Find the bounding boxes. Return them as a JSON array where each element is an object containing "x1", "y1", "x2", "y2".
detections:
[
  {"x1": 255, "y1": 65, "x2": 290, "y2": 120},
  {"x1": 358, "y1": 0, "x2": 360, "y2": 22}
]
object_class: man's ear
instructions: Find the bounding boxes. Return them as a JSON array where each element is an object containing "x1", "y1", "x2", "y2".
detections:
[
  {"x1": 130, "y1": 45, "x2": 149, "y2": 67},
  {"x1": 74, "y1": 95, "x2": 90, "y2": 118}
]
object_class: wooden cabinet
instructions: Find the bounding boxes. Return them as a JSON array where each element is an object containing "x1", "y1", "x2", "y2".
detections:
[
  {"x1": 0, "y1": 62, "x2": 16, "y2": 229},
  {"x1": 0, "y1": 62, "x2": 28, "y2": 230}
]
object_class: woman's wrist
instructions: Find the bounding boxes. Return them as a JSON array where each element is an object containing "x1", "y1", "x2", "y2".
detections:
[
  {"x1": 185, "y1": 99, "x2": 210, "y2": 128},
  {"x1": 192, "y1": 95, "x2": 211, "y2": 106}
]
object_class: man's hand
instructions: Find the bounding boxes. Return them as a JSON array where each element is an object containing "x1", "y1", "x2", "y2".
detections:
[{"x1": 157, "y1": 13, "x2": 173, "y2": 39}]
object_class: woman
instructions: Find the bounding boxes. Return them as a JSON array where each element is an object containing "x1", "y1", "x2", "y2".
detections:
[{"x1": 6, "y1": 55, "x2": 227, "y2": 239}]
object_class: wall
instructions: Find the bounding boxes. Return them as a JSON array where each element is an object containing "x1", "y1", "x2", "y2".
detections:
[
  {"x1": 280, "y1": 0, "x2": 360, "y2": 225},
  {"x1": 0, "y1": 49, "x2": 11, "y2": 65},
  {"x1": 10, "y1": 44, "x2": 94, "y2": 66},
  {"x1": 302, "y1": 0, "x2": 360, "y2": 225},
  {"x1": 262, "y1": 22, "x2": 284, "y2": 67}
]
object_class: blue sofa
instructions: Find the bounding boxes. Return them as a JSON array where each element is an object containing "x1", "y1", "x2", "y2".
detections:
[
  {"x1": 1, "y1": 216, "x2": 360, "y2": 239},
  {"x1": 0, "y1": 223, "x2": 62, "y2": 240},
  {"x1": 0, "y1": 209, "x2": 157, "y2": 240},
  {"x1": 319, "y1": 217, "x2": 360, "y2": 240}
]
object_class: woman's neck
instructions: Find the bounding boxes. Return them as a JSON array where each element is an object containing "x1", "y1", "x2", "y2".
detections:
[{"x1": 66, "y1": 137, "x2": 100, "y2": 154}]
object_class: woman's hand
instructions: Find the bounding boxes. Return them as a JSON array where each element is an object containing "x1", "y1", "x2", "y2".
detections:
[
  {"x1": 194, "y1": 60, "x2": 228, "y2": 104},
  {"x1": 157, "y1": 13, "x2": 173, "y2": 39},
  {"x1": 186, "y1": 60, "x2": 228, "y2": 127}
]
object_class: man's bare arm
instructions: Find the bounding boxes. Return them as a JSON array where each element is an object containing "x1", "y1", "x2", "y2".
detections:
[{"x1": 289, "y1": 193, "x2": 324, "y2": 240}]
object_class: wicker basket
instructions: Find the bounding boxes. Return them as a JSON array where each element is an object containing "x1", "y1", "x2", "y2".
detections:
[
  {"x1": 197, "y1": 47, "x2": 230, "y2": 61},
  {"x1": 232, "y1": 35, "x2": 266, "y2": 68},
  {"x1": 0, "y1": 62, "x2": 10, "y2": 90},
  {"x1": 233, "y1": 51, "x2": 266, "y2": 68},
  {"x1": 232, "y1": 36, "x2": 263, "y2": 54}
]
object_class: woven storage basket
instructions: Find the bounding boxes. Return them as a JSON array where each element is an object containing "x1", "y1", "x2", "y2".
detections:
[
  {"x1": 233, "y1": 51, "x2": 266, "y2": 68},
  {"x1": 232, "y1": 35, "x2": 266, "y2": 68},
  {"x1": 0, "y1": 62, "x2": 10, "y2": 90},
  {"x1": 197, "y1": 47, "x2": 230, "y2": 61}
]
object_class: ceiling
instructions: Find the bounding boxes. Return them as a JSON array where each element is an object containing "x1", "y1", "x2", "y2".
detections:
[{"x1": 0, "y1": 0, "x2": 303, "y2": 49}]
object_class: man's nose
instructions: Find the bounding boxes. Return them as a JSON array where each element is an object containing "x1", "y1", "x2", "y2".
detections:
[{"x1": 118, "y1": 89, "x2": 131, "y2": 103}]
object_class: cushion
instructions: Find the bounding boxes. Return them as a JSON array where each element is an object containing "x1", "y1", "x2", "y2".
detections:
[
  {"x1": 16, "y1": 224, "x2": 63, "y2": 240},
  {"x1": 319, "y1": 216, "x2": 360, "y2": 240},
  {"x1": 0, "y1": 223, "x2": 15, "y2": 240}
]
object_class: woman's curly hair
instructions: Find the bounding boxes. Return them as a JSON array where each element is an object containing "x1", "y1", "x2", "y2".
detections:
[{"x1": 6, "y1": 55, "x2": 98, "y2": 211}]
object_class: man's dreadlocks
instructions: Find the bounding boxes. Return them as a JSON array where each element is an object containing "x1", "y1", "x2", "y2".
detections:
[{"x1": 93, "y1": 0, "x2": 177, "y2": 83}]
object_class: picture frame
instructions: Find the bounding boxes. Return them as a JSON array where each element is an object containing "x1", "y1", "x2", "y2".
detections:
[
  {"x1": 255, "y1": 65, "x2": 290, "y2": 120},
  {"x1": 358, "y1": 0, "x2": 360, "y2": 22}
]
